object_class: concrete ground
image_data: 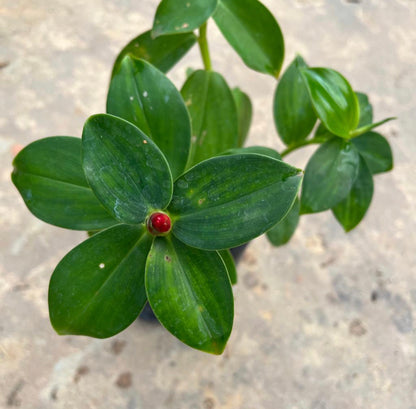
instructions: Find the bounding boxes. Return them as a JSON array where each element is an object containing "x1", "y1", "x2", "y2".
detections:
[{"x1": 1, "y1": 0, "x2": 415, "y2": 408}]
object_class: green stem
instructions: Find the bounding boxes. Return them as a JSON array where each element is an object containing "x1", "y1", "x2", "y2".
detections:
[
  {"x1": 280, "y1": 138, "x2": 327, "y2": 158},
  {"x1": 198, "y1": 22, "x2": 212, "y2": 71}
]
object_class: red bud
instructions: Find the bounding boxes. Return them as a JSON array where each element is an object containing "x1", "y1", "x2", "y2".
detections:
[{"x1": 147, "y1": 212, "x2": 171, "y2": 235}]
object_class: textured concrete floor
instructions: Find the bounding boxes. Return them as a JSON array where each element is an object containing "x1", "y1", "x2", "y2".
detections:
[{"x1": 1, "y1": 0, "x2": 416, "y2": 408}]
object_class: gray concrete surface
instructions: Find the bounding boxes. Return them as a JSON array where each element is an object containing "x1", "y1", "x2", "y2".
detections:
[{"x1": 1, "y1": 0, "x2": 416, "y2": 408}]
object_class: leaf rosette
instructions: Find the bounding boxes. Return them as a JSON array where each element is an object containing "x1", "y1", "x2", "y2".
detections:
[{"x1": 13, "y1": 112, "x2": 302, "y2": 354}]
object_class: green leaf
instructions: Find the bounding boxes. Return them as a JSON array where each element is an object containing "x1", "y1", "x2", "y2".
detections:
[
  {"x1": 267, "y1": 197, "x2": 300, "y2": 246},
  {"x1": 274, "y1": 56, "x2": 316, "y2": 146},
  {"x1": 351, "y1": 131, "x2": 393, "y2": 174},
  {"x1": 332, "y1": 156, "x2": 373, "y2": 232},
  {"x1": 111, "y1": 30, "x2": 197, "y2": 77},
  {"x1": 232, "y1": 87, "x2": 252, "y2": 147},
  {"x1": 82, "y1": 114, "x2": 173, "y2": 224},
  {"x1": 145, "y1": 236, "x2": 233, "y2": 354},
  {"x1": 49, "y1": 224, "x2": 153, "y2": 338},
  {"x1": 11, "y1": 137, "x2": 117, "y2": 230},
  {"x1": 221, "y1": 146, "x2": 281, "y2": 160},
  {"x1": 349, "y1": 117, "x2": 396, "y2": 138},
  {"x1": 301, "y1": 138, "x2": 360, "y2": 214},
  {"x1": 169, "y1": 154, "x2": 302, "y2": 250},
  {"x1": 152, "y1": 0, "x2": 218, "y2": 37},
  {"x1": 218, "y1": 249, "x2": 237, "y2": 285},
  {"x1": 300, "y1": 67, "x2": 359, "y2": 139},
  {"x1": 356, "y1": 92, "x2": 373, "y2": 127},
  {"x1": 213, "y1": 0, "x2": 284, "y2": 76},
  {"x1": 313, "y1": 91, "x2": 373, "y2": 140},
  {"x1": 181, "y1": 70, "x2": 239, "y2": 166},
  {"x1": 314, "y1": 122, "x2": 334, "y2": 141},
  {"x1": 107, "y1": 56, "x2": 191, "y2": 179}
]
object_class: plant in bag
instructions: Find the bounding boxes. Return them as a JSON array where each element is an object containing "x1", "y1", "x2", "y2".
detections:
[{"x1": 12, "y1": 0, "x2": 394, "y2": 354}]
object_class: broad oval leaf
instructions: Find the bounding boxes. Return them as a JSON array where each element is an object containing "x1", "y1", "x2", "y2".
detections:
[
  {"x1": 82, "y1": 114, "x2": 173, "y2": 224},
  {"x1": 169, "y1": 154, "x2": 302, "y2": 250},
  {"x1": 221, "y1": 146, "x2": 281, "y2": 160},
  {"x1": 213, "y1": 0, "x2": 284, "y2": 76},
  {"x1": 218, "y1": 249, "x2": 237, "y2": 285},
  {"x1": 332, "y1": 156, "x2": 373, "y2": 232},
  {"x1": 49, "y1": 224, "x2": 153, "y2": 338},
  {"x1": 274, "y1": 56, "x2": 316, "y2": 145},
  {"x1": 152, "y1": 0, "x2": 218, "y2": 37},
  {"x1": 232, "y1": 87, "x2": 252, "y2": 147},
  {"x1": 181, "y1": 70, "x2": 238, "y2": 167},
  {"x1": 107, "y1": 56, "x2": 191, "y2": 179},
  {"x1": 267, "y1": 197, "x2": 300, "y2": 246},
  {"x1": 301, "y1": 138, "x2": 360, "y2": 214},
  {"x1": 145, "y1": 236, "x2": 233, "y2": 354},
  {"x1": 300, "y1": 67, "x2": 359, "y2": 139},
  {"x1": 313, "y1": 91, "x2": 373, "y2": 140},
  {"x1": 351, "y1": 131, "x2": 393, "y2": 174},
  {"x1": 111, "y1": 30, "x2": 197, "y2": 77},
  {"x1": 12, "y1": 137, "x2": 117, "y2": 230}
]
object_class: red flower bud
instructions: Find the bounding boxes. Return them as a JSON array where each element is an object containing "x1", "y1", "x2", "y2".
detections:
[{"x1": 147, "y1": 212, "x2": 171, "y2": 235}]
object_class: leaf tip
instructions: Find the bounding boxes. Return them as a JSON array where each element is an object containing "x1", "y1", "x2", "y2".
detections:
[
  {"x1": 294, "y1": 54, "x2": 306, "y2": 68},
  {"x1": 206, "y1": 338, "x2": 227, "y2": 355},
  {"x1": 272, "y1": 69, "x2": 281, "y2": 80}
]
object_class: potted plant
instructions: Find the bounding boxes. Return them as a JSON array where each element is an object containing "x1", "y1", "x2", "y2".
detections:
[{"x1": 11, "y1": 0, "x2": 394, "y2": 355}]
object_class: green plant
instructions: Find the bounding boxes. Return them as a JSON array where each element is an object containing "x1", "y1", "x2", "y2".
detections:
[{"x1": 12, "y1": 0, "x2": 394, "y2": 354}]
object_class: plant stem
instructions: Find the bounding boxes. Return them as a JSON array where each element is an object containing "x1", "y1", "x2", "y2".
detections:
[
  {"x1": 198, "y1": 22, "x2": 212, "y2": 71},
  {"x1": 280, "y1": 138, "x2": 327, "y2": 158}
]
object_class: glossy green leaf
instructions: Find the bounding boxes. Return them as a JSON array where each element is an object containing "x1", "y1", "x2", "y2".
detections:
[
  {"x1": 181, "y1": 70, "x2": 238, "y2": 166},
  {"x1": 145, "y1": 236, "x2": 233, "y2": 354},
  {"x1": 152, "y1": 0, "x2": 218, "y2": 37},
  {"x1": 12, "y1": 137, "x2": 116, "y2": 230},
  {"x1": 49, "y1": 224, "x2": 153, "y2": 338},
  {"x1": 221, "y1": 146, "x2": 281, "y2": 160},
  {"x1": 356, "y1": 92, "x2": 373, "y2": 127},
  {"x1": 332, "y1": 156, "x2": 373, "y2": 232},
  {"x1": 218, "y1": 249, "x2": 237, "y2": 284},
  {"x1": 232, "y1": 87, "x2": 252, "y2": 147},
  {"x1": 107, "y1": 56, "x2": 191, "y2": 179},
  {"x1": 213, "y1": 0, "x2": 284, "y2": 76},
  {"x1": 169, "y1": 154, "x2": 302, "y2": 250},
  {"x1": 301, "y1": 138, "x2": 360, "y2": 214},
  {"x1": 314, "y1": 91, "x2": 373, "y2": 140},
  {"x1": 300, "y1": 68, "x2": 359, "y2": 139},
  {"x1": 267, "y1": 197, "x2": 300, "y2": 246},
  {"x1": 274, "y1": 56, "x2": 316, "y2": 145},
  {"x1": 111, "y1": 30, "x2": 197, "y2": 77},
  {"x1": 351, "y1": 131, "x2": 393, "y2": 174},
  {"x1": 82, "y1": 114, "x2": 173, "y2": 224},
  {"x1": 349, "y1": 117, "x2": 396, "y2": 138}
]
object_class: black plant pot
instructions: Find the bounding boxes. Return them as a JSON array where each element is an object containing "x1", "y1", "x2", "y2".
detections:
[{"x1": 139, "y1": 242, "x2": 249, "y2": 322}]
